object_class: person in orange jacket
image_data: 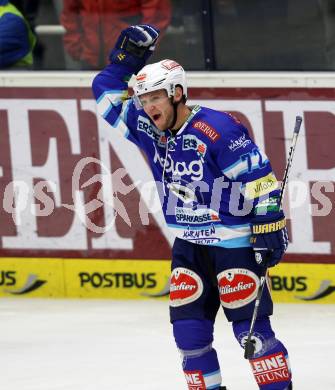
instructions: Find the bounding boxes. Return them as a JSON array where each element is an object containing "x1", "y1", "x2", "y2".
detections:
[{"x1": 60, "y1": 0, "x2": 172, "y2": 69}]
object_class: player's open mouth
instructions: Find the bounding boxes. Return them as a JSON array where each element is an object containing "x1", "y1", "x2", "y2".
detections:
[{"x1": 153, "y1": 114, "x2": 161, "y2": 122}]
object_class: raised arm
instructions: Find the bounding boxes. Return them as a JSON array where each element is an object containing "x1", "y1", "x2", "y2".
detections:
[{"x1": 92, "y1": 25, "x2": 160, "y2": 145}]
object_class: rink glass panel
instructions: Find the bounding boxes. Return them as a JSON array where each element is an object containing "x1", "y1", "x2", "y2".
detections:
[{"x1": 5, "y1": 0, "x2": 334, "y2": 70}]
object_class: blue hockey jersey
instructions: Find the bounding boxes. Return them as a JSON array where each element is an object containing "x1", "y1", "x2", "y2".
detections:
[{"x1": 92, "y1": 63, "x2": 281, "y2": 248}]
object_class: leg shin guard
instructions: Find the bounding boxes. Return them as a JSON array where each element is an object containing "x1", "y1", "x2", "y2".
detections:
[
  {"x1": 173, "y1": 319, "x2": 222, "y2": 389},
  {"x1": 233, "y1": 317, "x2": 292, "y2": 390}
]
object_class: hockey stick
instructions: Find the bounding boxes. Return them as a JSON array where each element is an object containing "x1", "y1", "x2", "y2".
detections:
[{"x1": 244, "y1": 115, "x2": 302, "y2": 360}]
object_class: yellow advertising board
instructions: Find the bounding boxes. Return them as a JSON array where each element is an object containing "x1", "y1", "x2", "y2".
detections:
[
  {"x1": 0, "y1": 257, "x2": 64, "y2": 297},
  {"x1": 0, "y1": 258, "x2": 334, "y2": 304},
  {"x1": 64, "y1": 259, "x2": 171, "y2": 299},
  {"x1": 0, "y1": 257, "x2": 171, "y2": 299},
  {"x1": 269, "y1": 263, "x2": 335, "y2": 304}
]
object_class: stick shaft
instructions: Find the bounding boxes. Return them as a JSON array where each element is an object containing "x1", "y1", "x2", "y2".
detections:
[
  {"x1": 279, "y1": 116, "x2": 302, "y2": 207},
  {"x1": 244, "y1": 271, "x2": 267, "y2": 359},
  {"x1": 244, "y1": 115, "x2": 302, "y2": 359}
]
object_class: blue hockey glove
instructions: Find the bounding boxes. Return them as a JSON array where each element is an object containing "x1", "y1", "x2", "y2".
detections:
[
  {"x1": 250, "y1": 215, "x2": 289, "y2": 267},
  {"x1": 109, "y1": 25, "x2": 160, "y2": 73}
]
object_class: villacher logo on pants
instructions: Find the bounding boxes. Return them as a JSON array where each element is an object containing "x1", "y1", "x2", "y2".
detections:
[
  {"x1": 217, "y1": 268, "x2": 259, "y2": 309},
  {"x1": 169, "y1": 268, "x2": 203, "y2": 307}
]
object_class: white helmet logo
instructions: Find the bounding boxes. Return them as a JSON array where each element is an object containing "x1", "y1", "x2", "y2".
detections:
[{"x1": 161, "y1": 59, "x2": 181, "y2": 71}]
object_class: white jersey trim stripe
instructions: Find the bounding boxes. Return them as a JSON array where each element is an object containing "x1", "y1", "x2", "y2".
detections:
[{"x1": 204, "y1": 370, "x2": 222, "y2": 389}]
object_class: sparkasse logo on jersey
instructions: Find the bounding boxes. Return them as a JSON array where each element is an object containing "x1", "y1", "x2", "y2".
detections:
[{"x1": 175, "y1": 207, "x2": 220, "y2": 224}]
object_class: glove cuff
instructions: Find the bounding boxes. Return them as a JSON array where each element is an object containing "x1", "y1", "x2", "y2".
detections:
[
  {"x1": 252, "y1": 217, "x2": 286, "y2": 235},
  {"x1": 109, "y1": 49, "x2": 146, "y2": 74}
]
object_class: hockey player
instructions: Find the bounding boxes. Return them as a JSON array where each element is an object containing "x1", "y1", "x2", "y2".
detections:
[{"x1": 92, "y1": 25, "x2": 292, "y2": 390}]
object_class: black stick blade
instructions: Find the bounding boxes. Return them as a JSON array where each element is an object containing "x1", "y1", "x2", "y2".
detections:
[
  {"x1": 244, "y1": 339, "x2": 255, "y2": 359},
  {"x1": 294, "y1": 116, "x2": 303, "y2": 134}
]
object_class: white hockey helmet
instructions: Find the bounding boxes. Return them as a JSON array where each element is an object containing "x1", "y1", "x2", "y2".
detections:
[{"x1": 133, "y1": 59, "x2": 187, "y2": 109}]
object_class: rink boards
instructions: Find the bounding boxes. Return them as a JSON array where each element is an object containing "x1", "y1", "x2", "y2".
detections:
[
  {"x1": 0, "y1": 73, "x2": 334, "y2": 306},
  {"x1": 0, "y1": 75, "x2": 334, "y2": 264},
  {"x1": 0, "y1": 257, "x2": 334, "y2": 304}
]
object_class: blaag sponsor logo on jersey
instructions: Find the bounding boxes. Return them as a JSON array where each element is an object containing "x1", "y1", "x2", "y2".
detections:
[
  {"x1": 250, "y1": 352, "x2": 291, "y2": 385},
  {"x1": 172, "y1": 160, "x2": 204, "y2": 181},
  {"x1": 137, "y1": 115, "x2": 166, "y2": 147},
  {"x1": 175, "y1": 207, "x2": 220, "y2": 224},
  {"x1": 217, "y1": 268, "x2": 259, "y2": 308},
  {"x1": 193, "y1": 120, "x2": 220, "y2": 142},
  {"x1": 153, "y1": 146, "x2": 204, "y2": 180},
  {"x1": 184, "y1": 370, "x2": 206, "y2": 390},
  {"x1": 228, "y1": 133, "x2": 251, "y2": 152},
  {"x1": 170, "y1": 267, "x2": 203, "y2": 307}
]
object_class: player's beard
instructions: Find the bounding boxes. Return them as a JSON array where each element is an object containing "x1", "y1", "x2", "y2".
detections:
[
  {"x1": 164, "y1": 99, "x2": 179, "y2": 131},
  {"x1": 152, "y1": 102, "x2": 176, "y2": 131}
]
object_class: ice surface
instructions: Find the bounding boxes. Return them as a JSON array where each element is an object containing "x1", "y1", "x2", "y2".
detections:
[{"x1": 0, "y1": 299, "x2": 334, "y2": 390}]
